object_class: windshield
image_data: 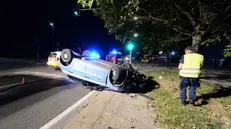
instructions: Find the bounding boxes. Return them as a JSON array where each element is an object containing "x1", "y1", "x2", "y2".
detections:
[{"x1": 49, "y1": 53, "x2": 57, "y2": 58}]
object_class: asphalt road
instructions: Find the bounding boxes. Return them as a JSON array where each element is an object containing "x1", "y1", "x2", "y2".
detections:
[
  {"x1": 0, "y1": 60, "x2": 230, "y2": 129},
  {"x1": 0, "y1": 63, "x2": 91, "y2": 129}
]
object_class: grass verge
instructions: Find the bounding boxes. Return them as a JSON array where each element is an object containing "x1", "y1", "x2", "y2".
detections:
[{"x1": 146, "y1": 70, "x2": 231, "y2": 129}]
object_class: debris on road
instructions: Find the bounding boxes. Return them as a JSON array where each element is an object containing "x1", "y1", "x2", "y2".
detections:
[{"x1": 82, "y1": 104, "x2": 88, "y2": 108}]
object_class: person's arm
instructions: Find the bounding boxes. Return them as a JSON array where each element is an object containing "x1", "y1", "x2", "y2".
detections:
[
  {"x1": 178, "y1": 56, "x2": 184, "y2": 70},
  {"x1": 178, "y1": 63, "x2": 183, "y2": 70},
  {"x1": 200, "y1": 55, "x2": 204, "y2": 69}
]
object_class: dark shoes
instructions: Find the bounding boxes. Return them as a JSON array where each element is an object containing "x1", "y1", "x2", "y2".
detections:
[
  {"x1": 181, "y1": 100, "x2": 196, "y2": 106},
  {"x1": 181, "y1": 101, "x2": 187, "y2": 106},
  {"x1": 189, "y1": 100, "x2": 196, "y2": 106}
]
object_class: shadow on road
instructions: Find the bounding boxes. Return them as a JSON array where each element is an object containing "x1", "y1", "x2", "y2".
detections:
[
  {"x1": 0, "y1": 78, "x2": 72, "y2": 106},
  {"x1": 82, "y1": 76, "x2": 159, "y2": 94},
  {"x1": 195, "y1": 84, "x2": 231, "y2": 106}
]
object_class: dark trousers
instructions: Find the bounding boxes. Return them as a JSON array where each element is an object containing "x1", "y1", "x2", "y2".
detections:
[{"x1": 180, "y1": 76, "x2": 200, "y2": 103}]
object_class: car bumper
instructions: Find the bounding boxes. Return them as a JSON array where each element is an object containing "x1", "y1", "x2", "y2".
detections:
[{"x1": 47, "y1": 62, "x2": 60, "y2": 68}]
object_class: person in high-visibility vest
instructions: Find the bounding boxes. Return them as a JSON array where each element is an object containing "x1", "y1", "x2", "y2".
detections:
[{"x1": 178, "y1": 46, "x2": 204, "y2": 106}]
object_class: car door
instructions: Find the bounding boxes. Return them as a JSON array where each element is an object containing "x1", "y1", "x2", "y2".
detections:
[{"x1": 84, "y1": 61, "x2": 109, "y2": 86}]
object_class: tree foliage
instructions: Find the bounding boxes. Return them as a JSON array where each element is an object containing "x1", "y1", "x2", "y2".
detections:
[{"x1": 78, "y1": 0, "x2": 231, "y2": 56}]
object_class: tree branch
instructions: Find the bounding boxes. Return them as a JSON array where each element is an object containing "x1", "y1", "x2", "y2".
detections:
[
  {"x1": 139, "y1": 8, "x2": 169, "y2": 24},
  {"x1": 172, "y1": 26, "x2": 191, "y2": 36},
  {"x1": 174, "y1": 4, "x2": 197, "y2": 27},
  {"x1": 139, "y1": 7, "x2": 191, "y2": 36},
  {"x1": 225, "y1": 5, "x2": 231, "y2": 12}
]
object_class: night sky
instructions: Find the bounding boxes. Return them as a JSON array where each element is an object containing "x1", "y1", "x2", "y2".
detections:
[
  {"x1": 1, "y1": 0, "x2": 119, "y2": 58},
  {"x1": 0, "y1": 0, "x2": 229, "y2": 63}
]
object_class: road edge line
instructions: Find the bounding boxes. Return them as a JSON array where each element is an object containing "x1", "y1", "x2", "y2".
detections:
[{"x1": 39, "y1": 90, "x2": 97, "y2": 129}]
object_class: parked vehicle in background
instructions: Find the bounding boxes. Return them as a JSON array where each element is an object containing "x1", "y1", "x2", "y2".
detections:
[
  {"x1": 141, "y1": 57, "x2": 150, "y2": 63},
  {"x1": 108, "y1": 51, "x2": 124, "y2": 64},
  {"x1": 47, "y1": 51, "x2": 61, "y2": 70}
]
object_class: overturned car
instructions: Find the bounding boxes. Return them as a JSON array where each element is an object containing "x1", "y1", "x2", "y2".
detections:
[{"x1": 59, "y1": 49, "x2": 148, "y2": 92}]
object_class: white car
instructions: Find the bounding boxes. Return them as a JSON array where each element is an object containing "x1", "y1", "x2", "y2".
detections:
[{"x1": 47, "y1": 51, "x2": 61, "y2": 70}]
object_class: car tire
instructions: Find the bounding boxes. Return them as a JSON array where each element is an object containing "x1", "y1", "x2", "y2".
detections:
[
  {"x1": 122, "y1": 62, "x2": 132, "y2": 70},
  {"x1": 60, "y1": 49, "x2": 73, "y2": 65},
  {"x1": 111, "y1": 66, "x2": 123, "y2": 83},
  {"x1": 117, "y1": 80, "x2": 135, "y2": 93}
]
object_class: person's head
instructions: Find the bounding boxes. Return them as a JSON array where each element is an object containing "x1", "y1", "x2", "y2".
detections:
[{"x1": 185, "y1": 46, "x2": 195, "y2": 54}]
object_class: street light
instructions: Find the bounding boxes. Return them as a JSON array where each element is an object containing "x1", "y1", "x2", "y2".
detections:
[
  {"x1": 134, "y1": 33, "x2": 138, "y2": 37},
  {"x1": 171, "y1": 51, "x2": 175, "y2": 55},
  {"x1": 49, "y1": 22, "x2": 54, "y2": 27},
  {"x1": 127, "y1": 41, "x2": 134, "y2": 64},
  {"x1": 49, "y1": 21, "x2": 55, "y2": 50},
  {"x1": 134, "y1": 16, "x2": 138, "y2": 20}
]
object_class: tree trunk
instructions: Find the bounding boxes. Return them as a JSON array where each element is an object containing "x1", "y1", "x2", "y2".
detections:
[
  {"x1": 192, "y1": 34, "x2": 202, "y2": 52},
  {"x1": 192, "y1": 25, "x2": 203, "y2": 52}
]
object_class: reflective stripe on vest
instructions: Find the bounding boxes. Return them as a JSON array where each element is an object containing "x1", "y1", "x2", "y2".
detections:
[
  {"x1": 179, "y1": 53, "x2": 204, "y2": 78},
  {"x1": 181, "y1": 68, "x2": 200, "y2": 70}
]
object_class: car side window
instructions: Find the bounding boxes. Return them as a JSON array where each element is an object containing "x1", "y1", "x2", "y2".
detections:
[{"x1": 49, "y1": 53, "x2": 57, "y2": 58}]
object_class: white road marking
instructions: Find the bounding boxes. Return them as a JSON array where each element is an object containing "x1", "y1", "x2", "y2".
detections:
[{"x1": 39, "y1": 91, "x2": 97, "y2": 129}]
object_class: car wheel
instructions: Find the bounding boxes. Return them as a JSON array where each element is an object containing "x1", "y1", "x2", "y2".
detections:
[
  {"x1": 60, "y1": 49, "x2": 73, "y2": 65},
  {"x1": 117, "y1": 85, "x2": 127, "y2": 93},
  {"x1": 111, "y1": 66, "x2": 123, "y2": 83},
  {"x1": 122, "y1": 63, "x2": 132, "y2": 70},
  {"x1": 118, "y1": 80, "x2": 135, "y2": 93}
]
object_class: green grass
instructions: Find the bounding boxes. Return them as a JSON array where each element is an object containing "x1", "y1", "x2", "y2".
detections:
[{"x1": 146, "y1": 70, "x2": 231, "y2": 129}]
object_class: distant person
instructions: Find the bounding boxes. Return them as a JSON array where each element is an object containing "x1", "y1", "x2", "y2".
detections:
[
  {"x1": 178, "y1": 46, "x2": 204, "y2": 106},
  {"x1": 105, "y1": 55, "x2": 109, "y2": 61},
  {"x1": 218, "y1": 58, "x2": 225, "y2": 68},
  {"x1": 112, "y1": 55, "x2": 117, "y2": 64}
]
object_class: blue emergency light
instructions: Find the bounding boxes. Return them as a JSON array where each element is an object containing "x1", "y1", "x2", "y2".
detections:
[
  {"x1": 90, "y1": 51, "x2": 100, "y2": 59},
  {"x1": 112, "y1": 50, "x2": 118, "y2": 54}
]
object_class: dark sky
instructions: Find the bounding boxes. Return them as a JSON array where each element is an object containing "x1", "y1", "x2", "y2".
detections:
[{"x1": 0, "y1": 0, "x2": 119, "y2": 58}]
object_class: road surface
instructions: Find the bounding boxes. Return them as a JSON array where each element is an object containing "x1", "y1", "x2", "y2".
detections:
[
  {"x1": 0, "y1": 60, "x2": 230, "y2": 129},
  {"x1": 0, "y1": 62, "x2": 91, "y2": 129}
]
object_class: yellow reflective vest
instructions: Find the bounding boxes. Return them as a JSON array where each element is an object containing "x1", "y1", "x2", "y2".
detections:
[{"x1": 179, "y1": 53, "x2": 204, "y2": 78}]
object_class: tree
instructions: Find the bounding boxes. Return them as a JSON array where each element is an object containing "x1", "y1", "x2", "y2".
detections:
[{"x1": 78, "y1": 0, "x2": 231, "y2": 55}]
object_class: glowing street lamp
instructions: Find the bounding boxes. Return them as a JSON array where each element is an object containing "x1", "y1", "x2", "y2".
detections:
[
  {"x1": 134, "y1": 16, "x2": 138, "y2": 20},
  {"x1": 171, "y1": 51, "x2": 175, "y2": 55},
  {"x1": 134, "y1": 33, "x2": 138, "y2": 37},
  {"x1": 49, "y1": 21, "x2": 55, "y2": 50},
  {"x1": 126, "y1": 41, "x2": 135, "y2": 64},
  {"x1": 49, "y1": 22, "x2": 54, "y2": 27}
]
